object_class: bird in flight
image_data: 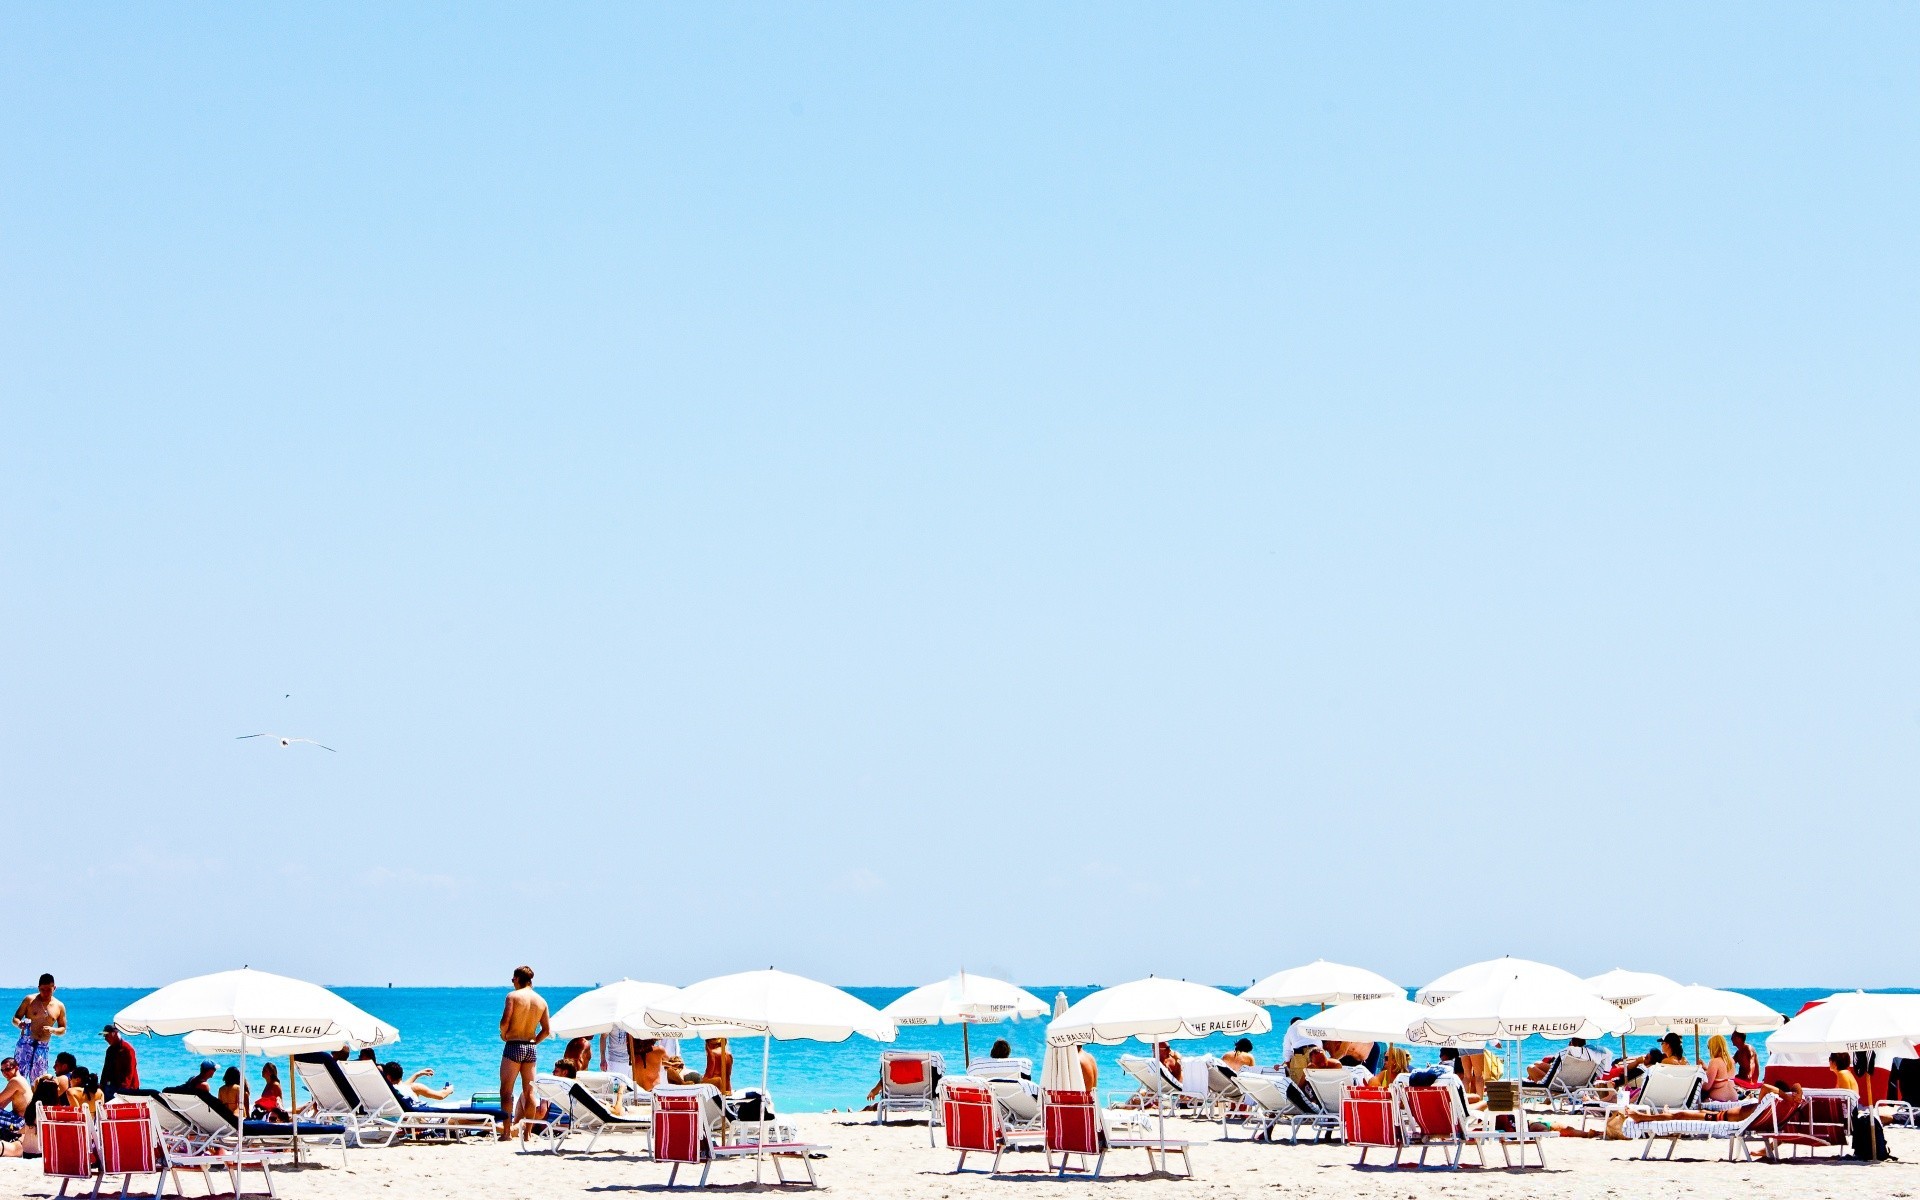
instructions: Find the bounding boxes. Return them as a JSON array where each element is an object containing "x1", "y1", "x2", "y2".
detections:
[{"x1": 236, "y1": 734, "x2": 336, "y2": 752}]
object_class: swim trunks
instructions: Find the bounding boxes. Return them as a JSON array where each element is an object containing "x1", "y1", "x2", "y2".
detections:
[
  {"x1": 502, "y1": 1040, "x2": 538, "y2": 1064},
  {"x1": 13, "y1": 1033, "x2": 48, "y2": 1084}
]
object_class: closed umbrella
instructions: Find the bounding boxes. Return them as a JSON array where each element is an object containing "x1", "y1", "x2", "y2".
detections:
[
  {"x1": 1625, "y1": 985, "x2": 1783, "y2": 1062},
  {"x1": 881, "y1": 971, "x2": 1048, "y2": 1068},
  {"x1": 645, "y1": 969, "x2": 894, "y2": 1182},
  {"x1": 1049, "y1": 978, "x2": 1270, "y2": 1154},
  {"x1": 1242, "y1": 961, "x2": 1401, "y2": 1009}
]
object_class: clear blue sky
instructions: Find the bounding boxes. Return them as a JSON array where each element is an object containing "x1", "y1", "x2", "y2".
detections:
[{"x1": 4, "y1": 3, "x2": 1916, "y2": 990}]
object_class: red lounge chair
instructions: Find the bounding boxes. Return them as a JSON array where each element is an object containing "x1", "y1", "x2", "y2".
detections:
[
  {"x1": 1399, "y1": 1085, "x2": 1472, "y2": 1168},
  {"x1": 1042, "y1": 1090, "x2": 1191, "y2": 1179},
  {"x1": 650, "y1": 1084, "x2": 826, "y2": 1188},
  {"x1": 39, "y1": 1104, "x2": 94, "y2": 1197},
  {"x1": 1341, "y1": 1087, "x2": 1400, "y2": 1166},
  {"x1": 97, "y1": 1101, "x2": 163, "y2": 1198},
  {"x1": 941, "y1": 1079, "x2": 1042, "y2": 1173},
  {"x1": 1762, "y1": 1088, "x2": 1856, "y2": 1161}
]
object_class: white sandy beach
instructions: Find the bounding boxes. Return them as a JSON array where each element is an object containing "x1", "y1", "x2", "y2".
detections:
[{"x1": 6, "y1": 1111, "x2": 1913, "y2": 1199}]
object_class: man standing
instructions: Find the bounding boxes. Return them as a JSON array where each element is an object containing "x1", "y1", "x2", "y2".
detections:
[
  {"x1": 11, "y1": 974, "x2": 67, "y2": 1084},
  {"x1": 100, "y1": 1025, "x2": 139, "y2": 1096},
  {"x1": 497, "y1": 965, "x2": 549, "y2": 1138}
]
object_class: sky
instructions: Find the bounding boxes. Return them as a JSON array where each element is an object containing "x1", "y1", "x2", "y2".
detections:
[{"x1": 3, "y1": 3, "x2": 1917, "y2": 991}]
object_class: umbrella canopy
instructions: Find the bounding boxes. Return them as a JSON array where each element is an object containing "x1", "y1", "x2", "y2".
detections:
[
  {"x1": 1242, "y1": 961, "x2": 1402, "y2": 1008},
  {"x1": 550, "y1": 980, "x2": 684, "y2": 1040},
  {"x1": 882, "y1": 973, "x2": 1049, "y2": 1026},
  {"x1": 1053, "y1": 992, "x2": 1069, "y2": 1018},
  {"x1": 1298, "y1": 996, "x2": 1448, "y2": 1045},
  {"x1": 1626, "y1": 985, "x2": 1784, "y2": 1036},
  {"x1": 1410, "y1": 977, "x2": 1629, "y2": 1043},
  {"x1": 643, "y1": 969, "x2": 895, "y2": 1043},
  {"x1": 1766, "y1": 992, "x2": 1920, "y2": 1058},
  {"x1": 1047, "y1": 978, "x2": 1270, "y2": 1047},
  {"x1": 1583, "y1": 968, "x2": 1682, "y2": 1008},
  {"x1": 115, "y1": 968, "x2": 394, "y2": 1044},
  {"x1": 186, "y1": 1018, "x2": 400, "y2": 1058},
  {"x1": 1041, "y1": 1041, "x2": 1082, "y2": 1091},
  {"x1": 1415, "y1": 957, "x2": 1583, "y2": 1006}
]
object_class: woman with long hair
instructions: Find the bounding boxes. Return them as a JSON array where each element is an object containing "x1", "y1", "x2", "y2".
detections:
[{"x1": 1703, "y1": 1035, "x2": 1738, "y2": 1103}]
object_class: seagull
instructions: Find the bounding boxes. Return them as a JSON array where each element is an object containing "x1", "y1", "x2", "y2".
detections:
[{"x1": 236, "y1": 733, "x2": 336, "y2": 752}]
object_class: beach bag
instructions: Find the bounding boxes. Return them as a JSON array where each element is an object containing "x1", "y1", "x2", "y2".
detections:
[{"x1": 1852, "y1": 1110, "x2": 1891, "y2": 1160}]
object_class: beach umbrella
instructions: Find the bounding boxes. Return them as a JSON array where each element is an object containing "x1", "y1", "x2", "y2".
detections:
[
  {"x1": 645, "y1": 969, "x2": 894, "y2": 1183},
  {"x1": 881, "y1": 971, "x2": 1048, "y2": 1067},
  {"x1": 1297, "y1": 997, "x2": 1437, "y2": 1045},
  {"x1": 550, "y1": 980, "x2": 684, "y2": 1040},
  {"x1": 1054, "y1": 992, "x2": 1069, "y2": 1018},
  {"x1": 1042, "y1": 993, "x2": 1077, "y2": 1091},
  {"x1": 1584, "y1": 968, "x2": 1682, "y2": 1060},
  {"x1": 117, "y1": 968, "x2": 395, "y2": 1164},
  {"x1": 1409, "y1": 977, "x2": 1628, "y2": 1077},
  {"x1": 1766, "y1": 992, "x2": 1920, "y2": 1105},
  {"x1": 184, "y1": 1019, "x2": 400, "y2": 1057},
  {"x1": 1048, "y1": 978, "x2": 1269, "y2": 1154},
  {"x1": 1415, "y1": 956, "x2": 1583, "y2": 1006},
  {"x1": 1626, "y1": 985, "x2": 1783, "y2": 1062},
  {"x1": 1242, "y1": 961, "x2": 1401, "y2": 1009}
]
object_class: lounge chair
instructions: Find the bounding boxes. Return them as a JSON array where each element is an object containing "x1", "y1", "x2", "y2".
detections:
[
  {"x1": 1760, "y1": 1088, "x2": 1856, "y2": 1161},
  {"x1": 96, "y1": 1100, "x2": 166, "y2": 1200},
  {"x1": 336, "y1": 1058, "x2": 500, "y2": 1145},
  {"x1": 874, "y1": 1051, "x2": 942, "y2": 1140},
  {"x1": 519, "y1": 1075, "x2": 651, "y2": 1153},
  {"x1": 1042, "y1": 1089, "x2": 1191, "y2": 1178},
  {"x1": 1631, "y1": 1064, "x2": 1706, "y2": 1114},
  {"x1": 291, "y1": 1056, "x2": 363, "y2": 1135},
  {"x1": 650, "y1": 1082, "x2": 827, "y2": 1188},
  {"x1": 1116, "y1": 1054, "x2": 1194, "y2": 1117},
  {"x1": 38, "y1": 1104, "x2": 92, "y2": 1198},
  {"x1": 1520, "y1": 1052, "x2": 1601, "y2": 1110},
  {"x1": 152, "y1": 1092, "x2": 311, "y2": 1191},
  {"x1": 938, "y1": 1077, "x2": 1044, "y2": 1173},
  {"x1": 1229, "y1": 1071, "x2": 1335, "y2": 1143},
  {"x1": 1340, "y1": 1087, "x2": 1401, "y2": 1166},
  {"x1": 1203, "y1": 1059, "x2": 1248, "y2": 1124},
  {"x1": 1623, "y1": 1094, "x2": 1777, "y2": 1160},
  {"x1": 1395, "y1": 1082, "x2": 1474, "y2": 1168}
]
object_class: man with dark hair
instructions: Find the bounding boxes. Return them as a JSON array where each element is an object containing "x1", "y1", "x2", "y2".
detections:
[
  {"x1": 11, "y1": 974, "x2": 66, "y2": 1086},
  {"x1": 100, "y1": 1025, "x2": 139, "y2": 1095},
  {"x1": 166, "y1": 1062, "x2": 218, "y2": 1101},
  {"x1": 0, "y1": 1059, "x2": 28, "y2": 1133},
  {"x1": 497, "y1": 965, "x2": 549, "y2": 1139}
]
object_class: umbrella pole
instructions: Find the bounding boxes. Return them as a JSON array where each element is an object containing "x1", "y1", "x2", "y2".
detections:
[
  {"x1": 962, "y1": 1021, "x2": 971, "y2": 1070},
  {"x1": 239, "y1": 1032, "x2": 247, "y2": 1161},
  {"x1": 289, "y1": 1053, "x2": 300, "y2": 1165},
  {"x1": 757, "y1": 1032, "x2": 770, "y2": 1186}
]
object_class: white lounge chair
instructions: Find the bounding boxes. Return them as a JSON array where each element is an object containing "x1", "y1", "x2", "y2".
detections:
[
  {"x1": 1624, "y1": 1094, "x2": 1777, "y2": 1160},
  {"x1": 1304, "y1": 1068, "x2": 1360, "y2": 1136},
  {"x1": 1520, "y1": 1051, "x2": 1600, "y2": 1110},
  {"x1": 1116, "y1": 1055, "x2": 1194, "y2": 1117},
  {"x1": 336, "y1": 1059, "x2": 499, "y2": 1145},
  {"x1": 1230, "y1": 1071, "x2": 1336, "y2": 1143},
  {"x1": 874, "y1": 1051, "x2": 943, "y2": 1140},
  {"x1": 520, "y1": 1075, "x2": 651, "y2": 1153}
]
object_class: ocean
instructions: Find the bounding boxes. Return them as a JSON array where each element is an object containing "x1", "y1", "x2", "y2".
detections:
[{"x1": 15, "y1": 985, "x2": 1880, "y2": 1114}]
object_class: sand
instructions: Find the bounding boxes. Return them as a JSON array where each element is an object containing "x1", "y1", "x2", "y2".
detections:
[{"x1": 4, "y1": 1111, "x2": 1915, "y2": 1198}]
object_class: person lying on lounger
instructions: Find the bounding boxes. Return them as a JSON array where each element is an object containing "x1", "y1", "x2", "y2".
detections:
[{"x1": 383, "y1": 1061, "x2": 455, "y2": 1102}]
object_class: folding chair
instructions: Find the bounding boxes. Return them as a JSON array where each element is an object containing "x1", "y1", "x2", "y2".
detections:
[
  {"x1": 39, "y1": 1104, "x2": 94, "y2": 1198},
  {"x1": 96, "y1": 1101, "x2": 165, "y2": 1199},
  {"x1": 874, "y1": 1051, "x2": 941, "y2": 1142},
  {"x1": 1341, "y1": 1087, "x2": 1400, "y2": 1165},
  {"x1": 1396, "y1": 1084, "x2": 1475, "y2": 1168},
  {"x1": 939, "y1": 1077, "x2": 1042, "y2": 1173}
]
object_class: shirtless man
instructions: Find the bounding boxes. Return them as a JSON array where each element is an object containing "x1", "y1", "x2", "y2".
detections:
[
  {"x1": 497, "y1": 965, "x2": 549, "y2": 1138},
  {"x1": 632, "y1": 1038, "x2": 668, "y2": 1092},
  {"x1": 700, "y1": 1038, "x2": 734, "y2": 1094},
  {"x1": 11, "y1": 974, "x2": 67, "y2": 1085},
  {"x1": 1078, "y1": 1046, "x2": 1099, "y2": 1094},
  {"x1": 0, "y1": 1059, "x2": 29, "y2": 1133}
]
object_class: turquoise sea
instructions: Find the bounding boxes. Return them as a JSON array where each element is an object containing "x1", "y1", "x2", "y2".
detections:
[{"x1": 13, "y1": 986, "x2": 1883, "y2": 1114}]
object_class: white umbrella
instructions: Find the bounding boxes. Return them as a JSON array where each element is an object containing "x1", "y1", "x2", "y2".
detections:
[
  {"x1": 550, "y1": 980, "x2": 684, "y2": 1040},
  {"x1": 1767, "y1": 993, "x2": 1920, "y2": 1059},
  {"x1": 1041, "y1": 992, "x2": 1078, "y2": 1091},
  {"x1": 1053, "y1": 992, "x2": 1069, "y2": 1018},
  {"x1": 1410, "y1": 977, "x2": 1629, "y2": 1076},
  {"x1": 117, "y1": 968, "x2": 395, "y2": 1163},
  {"x1": 1047, "y1": 978, "x2": 1269, "y2": 1047},
  {"x1": 645, "y1": 969, "x2": 895, "y2": 1182},
  {"x1": 1415, "y1": 956, "x2": 1583, "y2": 1006},
  {"x1": 1298, "y1": 997, "x2": 1440, "y2": 1045},
  {"x1": 881, "y1": 972, "x2": 1048, "y2": 1066},
  {"x1": 1048, "y1": 978, "x2": 1270, "y2": 1155},
  {"x1": 185, "y1": 1019, "x2": 400, "y2": 1057},
  {"x1": 1242, "y1": 961, "x2": 1401, "y2": 1009},
  {"x1": 1626, "y1": 985, "x2": 1783, "y2": 1061},
  {"x1": 1583, "y1": 968, "x2": 1682, "y2": 1008}
]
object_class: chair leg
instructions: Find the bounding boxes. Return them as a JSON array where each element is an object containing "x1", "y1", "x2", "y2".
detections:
[{"x1": 666, "y1": 1163, "x2": 679, "y2": 1187}]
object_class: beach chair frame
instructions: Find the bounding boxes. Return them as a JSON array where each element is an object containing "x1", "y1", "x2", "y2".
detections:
[{"x1": 874, "y1": 1051, "x2": 941, "y2": 1141}]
